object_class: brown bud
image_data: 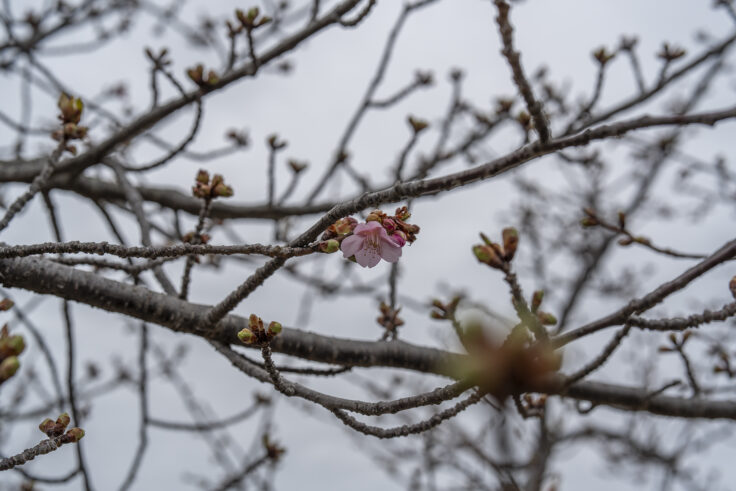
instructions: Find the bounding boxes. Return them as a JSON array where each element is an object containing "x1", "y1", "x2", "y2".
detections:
[
  {"x1": 531, "y1": 290, "x2": 544, "y2": 313},
  {"x1": 56, "y1": 412, "x2": 71, "y2": 428},
  {"x1": 502, "y1": 227, "x2": 519, "y2": 261},
  {"x1": 592, "y1": 46, "x2": 615, "y2": 65},
  {"x1": 473, "y1": 245, "x2": 504, "y2": 269},
  {"x1": 407, "y1": 116, "x2": 429, "y2": 134},
  {"x1": 237, "y1": 328, "x2": 255, "y2": 344}
]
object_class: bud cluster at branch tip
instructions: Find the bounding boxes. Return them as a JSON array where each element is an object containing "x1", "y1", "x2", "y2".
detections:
[
  {"x1": 472, "y1": 227, "x2": 518, "y2": 269},
  {"x1": 326, "y1": 207, "x2": 420, "y2": 268},
  {"x1": 39, "y1": 412, "x2": 85, "y2": 444},
  {"x1": 53, "y1": 93, "x2": 88, "y2": 154},
  {"x1": 192, "y1": 169, "x2": 234, "y2": 199},
  {"x1": 237, "y1": 314, "x2": 282, "y2": 345},
  {"x1": 0, "y1": 321, "x2": 25, "y2": 385},
  {"x1": 235, "y1": 7, "x2": 272, "y2": 31}
]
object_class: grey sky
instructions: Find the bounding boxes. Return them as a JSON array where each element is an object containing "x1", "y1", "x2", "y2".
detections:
[{"x1": 1, "y1": 0, "x2": 735, "y2": 489}]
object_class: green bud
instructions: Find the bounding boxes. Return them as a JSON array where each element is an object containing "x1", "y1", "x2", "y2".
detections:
[
  {"x1": 531, "y1": 290, "x2": 544, "y2": 313},
  {"x1": 64, "y1": 427, "x2": 85, "y2": 442},
  {"x1": 196, "y1": 169, "x2": 209, "y2": 184},
  {"x1": 472, "y1": 245, "x2": 503, "y2": 268},
  {"x1": 213, "y1": 183, "x2": 233, "y2": 198},
  {"x1": 0, "y1": 356, "x2": 19, "y2": 380},
  {"x1": 501, "y1": 227, "x2": 519, "y2": 261},
  {"x1": 38, "y1": 418, "x2": 55, "y2": 435},
  {"x1": 537, "y1": 312, "x2": 557, "y2": 326},
  {"x1": 56, "y1": 412, "x2": 71, "y2": 428},
  {"x1": 237, "y1": 328, "x2": 255, "y2": 344},
  {"x1": 267, "y1": 321, "x2": 282, "y2": 337},
  {"x1": 8, "y1": 335, "x2": 25, "y2": 356},
  {"x1": 319, "y1": 239, "x2": 340, "y2": 254}
]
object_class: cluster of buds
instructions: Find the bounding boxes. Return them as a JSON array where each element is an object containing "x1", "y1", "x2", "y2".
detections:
[
  {"x1": 712, "y1": 345, "x2": 734, "y2": 378},
  {"x1": 288, "y1": 159, "x2": 308, "y2": 174},
  {"x1": 592, "y1": 46, "x2": 616, "y2": 66},
  {"x1": 366, "y1": 206, "x2": 420, "y2": 246},
  {"x1": 658, "y1": 331, "x2": 693, "y2": 353},
  {"x1": 38, "y1": 413, "x2": 85, "y2": 443},
  {"x1": 192, "y1": 169, "x2": 233, "y2": 199},
  {"x1": 144, "y1": 47, "x2": 171, "y2": 69},
  {"x1": 414, "y1": 70, "x2": 434, "y2": 86},
  {"x1": 186, "y1": 64, "x2": 219, "y2": 88},
  {"x1": 516, "y1": 111, "x2": 532, "y2": 132},
  {"x1": 52, "y1": 93, "x2": 88, "y2": 153},
  {"x1": 376, "y1": 302, "x2": 404, "y2": 333},
  {"x1": 182, "y1": 231, "x2": 210, "y2": 245},
  {"x1": 657, "y1": 42, "x2": 686, "y2": 62},
  {"x1": 235, "y1": 7, "x2": 272, "y2": 31},
  {"x1": 472, "y1": 227, "x2": 519, "y2": 270},
  {"x1": 494, "y1": 97, "x2": 515, "y2": 115},
  {"x1": 226, "y1": 129, "x2": 249, "y2": 147},
  {"x1": 237, "y1": 314, "x2": 282, "y2": 345},
  {"x1": 267, "y1": 134, "x2": 287, "y2": 151},
  {"x1": 407, "y1": 115, "x2": 429, "y2": 134},
  {"x1": 619, "y1": 35, "x2": 638, "y2": 52},
  {"x1": 448, "y1": 316, "x2": 562, "y2": 401},
  {"x1": 262, "y1": 434, "x2": 286, "y2": 462},
  {"x1": 0, "y1": 320, "x2": 24, "y2": 386},
  {"x1": 318, "y1": 217, "x2": 358, "y2": 254}
]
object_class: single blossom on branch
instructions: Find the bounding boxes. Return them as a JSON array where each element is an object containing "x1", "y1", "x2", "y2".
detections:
[{"x1": 327, "y1": 207, "x2": 420, "y2": 268}]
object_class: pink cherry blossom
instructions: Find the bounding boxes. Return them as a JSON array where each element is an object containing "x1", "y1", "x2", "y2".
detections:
[{"x1": 340, "y1": 221, "x2": 403, "y2": 268}]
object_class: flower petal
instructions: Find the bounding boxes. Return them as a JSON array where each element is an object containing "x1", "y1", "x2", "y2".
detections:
[
  {"x1": 355, "y1": 247, "x2": 381, "y2": 268},
  {"x1": 353, "y1": 221, "x2": 382, "y2": 236},
  {"x1": 379, "y1": 238, "x2": 402, "y2": 263},
  {"x1": 340, "y1": 235, "x2": 364, "y2": 258}
]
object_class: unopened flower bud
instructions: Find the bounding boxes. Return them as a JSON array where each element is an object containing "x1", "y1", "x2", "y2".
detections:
[
  {"x1": 56, "y1": 412, "x2": 71, "y2": 428},
  {"x1": 319, "y1": 239, "x2": 340, "y2": 254},
  {"x1": 502, "y1": 227, "x2": 519, "y2": 261},
  {"x1": 382, "y1": 218, "x2": 397, "y2": 234},
  {"x1": 366, "y1": 212, "x2": 381, "y2": 222},
  {"x1": 1, "y1": 335, "x2": 25, "y2": 356},
  {"x1": 730, "y1": 276, "x2": 736, "y2": 300},
  {"x1": 64, "y1": 427, "x2": 85, "y2": 443},
  {"x1": 248, "y1": 314, "x2": 262, "y2": 331},
  {"x1": 473, "y1": 245, "x2": 503, "y2": 269},
  {"x1": 237, "y1": 328, "x2": 255, "y2": 344},
  {"x1": 391, "y1": 232, "x2": 406, "y2": 247},
  {"x1": 531, "y1": 290, "x2": 544, "y2": 313},
  {"x1": 0, "y1": 298, "x2": 14, "y2": 311},
  {"x1": 407, "y1": 116, "x2": 429, "y2": 134},
  {"x1": 38, "y1": 418, "x2": 55, "y2": 435},
  {"x1": 537, "y1": 312, "x2": 557, "y2": 326},
  {"x1": 213, "y1": 183, "x2": 233, "y2": 198},
  {"x1": 0, "y1": 356, "x2": 19, "y2": 380},
  {"x1": 580, "y1": 217, "x2": 598, "y2": 228},
  {"x1": 196, "y1": 169, "x2": 210, "y2": 184},
  {"x1": 267, "y1": 321, "x2": 282, "y2": 337}
]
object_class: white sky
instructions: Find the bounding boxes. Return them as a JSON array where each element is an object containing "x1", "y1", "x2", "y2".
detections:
[{"x1": 1, "y1": 0, "x2": 735, "y2": 490}]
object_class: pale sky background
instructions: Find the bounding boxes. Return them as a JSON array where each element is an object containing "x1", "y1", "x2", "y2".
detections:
[{"x1": 1, "y1": 0, "x2": 735, "y2": 489}]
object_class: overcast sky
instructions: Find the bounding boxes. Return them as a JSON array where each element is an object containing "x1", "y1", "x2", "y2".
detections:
[{"x1": 1, "y1": 0, "x2": 735, "y2": 490}]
